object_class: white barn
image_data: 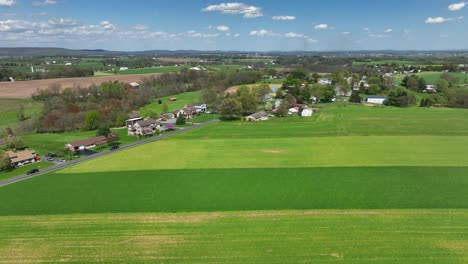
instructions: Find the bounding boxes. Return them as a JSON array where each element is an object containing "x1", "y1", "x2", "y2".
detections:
[
  {"x1": 301, "y1": 108, "x2": 313, "y2": 117},
  {"x1": 366, "y1": 96, "x2": 386, "y2": 105}
]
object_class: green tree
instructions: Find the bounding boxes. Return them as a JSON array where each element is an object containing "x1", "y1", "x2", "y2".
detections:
[
  {"x1": 254, "y1": 84, "x2": 271, "y2": 100},
  {"x1": 418, "y1": 78, "x2": 427, "y2": 92},
  {"x1": 265, "y1": 101, "x2": 273, "y2": 111},
  {"x1": 275, "y1": 104, "x2": 288, "y2": 117},
  {"x1": 284, "y1": 94, "x2": 297, "y2": 108},
  {"x1": 0, "y1": 150, "x2": 10, "y2": 171},
  {"x1": 435, "y1": 79, "x2": 449, "y2": 94},
  {"x1": 367, "y1": 84, "x2": 381, "y2": 95},
  {"x1": 141, "y1": 109, "x2": 159, "y2": 119},
  {"x1": 175, "y1": 115, "x2": 186, "y2": 125},
  {"x1": 238, "y1": 90, "x2": 258, "y2": 115},
  {"x1": 162, "y1": 103, "x2": 169, "y2": 113},
  {"x1": 17, "y1": 104, "x2": 25, "y2": 121},
  {"x1": 298, "y1": 88, "x2": 312, "y2": 104},
  {"x1": 201, "y1": 87, "x2": 220, "y2": 110},
  {"x1": 275, "y1": 89, "x2": 284, "y2": 99},
  {"x1": 384, "y1": 88, "x2": 416, "y2": 107},
  {"x1": 96, "y1": 126, "x2": 112, "y2": 137},
  {"x1": 406, "y1": 76, "x2": 420, "y2": 91},
  {"x1": 219, "y1": 98, "x2": 242, "y2": 120},
  {"x1": 84, "y1": 110, "x2": 101, "y2": 130},
  {"x1": 349, "y1": 90, "x2": 361, "y2": 103}
]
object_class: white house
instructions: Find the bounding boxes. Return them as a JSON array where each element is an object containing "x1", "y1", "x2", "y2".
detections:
[
  {"x1": 129, "y1": 82, "x2": 140, "y2": 89},
  {"x1": 301, "y1": 108, "x2": 313, "y2": 117},
  {"x1": 6, "y1": 150, "x2": 37, "y2": 167},
  {"x1": 246, "y1": 112, "x2": 269, "y2": 122},
  {"x1": 366, "y1": 96, "x2": 386, "y2": 105},
  {"x1": 288, "y1": 107, "x2": 300, "y2": 115},
  {"x1": 318, "y1": 78, "x2": 332, "y2": 85},
  {"x1": 193, "y1": 103, "x2": 207, "y2": 113},
  {"x1": 119, "y1": 67, "x2": 129, "y2": 71}
]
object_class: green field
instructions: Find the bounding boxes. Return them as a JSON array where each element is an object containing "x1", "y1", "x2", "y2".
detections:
[
  {"x1": 353, "y1": 60, "x2": 443, "y2": 67},
  {"x1": 101, "y1": 66, "x2": 190, "y2": 75},
  {"x1": 0, "y1": 99, "x2": 43, "y2": 128},
  {"x1": 1, "y1": 210, "x2": 466, "y2": 263},
  {"x1": 2, "y1": 105, "x2": 468, "y2": 262},
  {"x1": 140, "y1": 90, "x2": 201, "y2": 114},
  {"x1": 395, "y1": 71, "x2": 468, "y2": 85}
]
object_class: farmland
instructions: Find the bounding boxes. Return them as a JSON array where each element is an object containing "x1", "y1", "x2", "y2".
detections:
[
  {"x1": 394, "y1": 71, "x2": 468, "y2": 85},
  {"x1": 1, "y1": 105, "x2": 468, "y2": 262},
  {"x1": 139, "y1": 91, "x2": 202, "y2": 114},
  {"x1": 1, "y1": 210, "x2": 467, "y2": 263},
  {"x1": 353, "y1": 60, "x2": 443, "y2": 67}
]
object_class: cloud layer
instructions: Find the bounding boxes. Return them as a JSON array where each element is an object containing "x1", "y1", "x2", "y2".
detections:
[{"x1": 202, "y1": 2, "x2": 263, "y2": 18}]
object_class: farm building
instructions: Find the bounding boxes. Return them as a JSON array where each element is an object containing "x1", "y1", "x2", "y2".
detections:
[
  {"x1": 188, "y1": 103, "x2": 207, "y2": 113},
  {"x1": 246, "y1": 112, "x2": 269, "y2": 122},
  {"x1": 168, "y1": 97, "x2": 177, "y2": 102},
  {"x1": 301, "y1": 108, "x2": 313, "y2": 117},
  {"x1": 6, "y1": 150, "x2": 38, "y2": 167},
  {"x1": 129, "y1": 82, "x2": 140, "y2": 89},
  {"x1": 366, "y1": 96, "x2": 386, "y2": 105},
  {"x1": 66, "y1": 136, "x2": 108, "y2": 152}
]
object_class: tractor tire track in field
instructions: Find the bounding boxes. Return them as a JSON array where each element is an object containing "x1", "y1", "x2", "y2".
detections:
[{"x1": 0, "y1": 119, "x2": 220, "y2": 188}]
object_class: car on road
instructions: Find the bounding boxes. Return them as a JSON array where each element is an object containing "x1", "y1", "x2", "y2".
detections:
[
  {"x1": 46, "y1": 157, "x2": 54, "y2": 162},
  {"x1": 46, "y1": 153, "x2": 56, "y2": 158},
  {"x1": 58, "y1": 159, "x2": 66, "y2": 163},
  {"x1": 26, "y1": 169, "x2": 39, "y2": 175},
  {"x1": 109, "y1": 145, "x2": 120, "y2": 151}
]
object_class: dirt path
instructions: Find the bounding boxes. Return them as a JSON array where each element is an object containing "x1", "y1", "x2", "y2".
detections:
[{"x1": 0, "y1": 73, "x2": 162, "y2": 99}]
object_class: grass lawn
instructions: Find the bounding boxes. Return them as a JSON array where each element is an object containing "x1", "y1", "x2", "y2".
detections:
[
  {"x1": 21, "y1": 130, "x2": 97, "y2": 156},
  {"x1": 140, "y1": 90, "x2": 201, "y2": 114},
  {"x1": 395, "y1": 72, "x2": 468, "y2": 85},
  {"x1": 0, "y1": 210, "x2": 467, "y2": 263},
  {"x1": 0, "y1": 98, "x2": 43, "y2": 128},
  {"x1": 0, "y1": 161, "x2": 53, "y2": 181}
]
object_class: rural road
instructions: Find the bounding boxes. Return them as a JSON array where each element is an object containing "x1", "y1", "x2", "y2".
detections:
[{"x1": 0, "y1": 119, "x2": 220, "y2": 188}]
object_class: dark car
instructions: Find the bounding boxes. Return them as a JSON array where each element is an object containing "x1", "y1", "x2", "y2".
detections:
[
  {"x1": 46, "y1": 153, "x2": 56, "y2": 158},
  {"x1": 110, "y1": 145, "x2": 120, "y2": 151},
  {"x1": 26, "y1": 169, "x2": 39, "y2": 175}
]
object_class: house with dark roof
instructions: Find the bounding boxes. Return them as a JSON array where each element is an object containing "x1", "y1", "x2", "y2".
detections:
[{"x1": 65, "y1": 136, "x2": 108, "y2": 152}]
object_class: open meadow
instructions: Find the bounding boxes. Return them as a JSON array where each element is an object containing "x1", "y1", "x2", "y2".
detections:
[
  {"x1": 1, "y1": 105, "x2": 468, "y2": 262},
  {"x1": 0, "y1": 98, "x2": 43, "y2": 128}
]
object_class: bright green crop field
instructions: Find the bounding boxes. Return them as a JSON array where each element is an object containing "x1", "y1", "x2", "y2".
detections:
[
  {"x1": 0, "y1": 98, "x2": 43, "y2": 128},
  {"x1": 1, "y1": 105, "x2": 468, "y2": 263}
]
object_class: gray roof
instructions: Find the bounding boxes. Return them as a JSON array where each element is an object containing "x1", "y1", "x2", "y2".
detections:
[
  {"x1": 136, "y1": 119, "x2": 160, "y2": 127},
  {"x1": 249, "y1": 112, "x2": 268, "y2": 119}
]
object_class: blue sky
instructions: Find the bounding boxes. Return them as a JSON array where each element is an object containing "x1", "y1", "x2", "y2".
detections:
[{"x1": 0, "y1": 0, "x2": 467, "y2": 51}]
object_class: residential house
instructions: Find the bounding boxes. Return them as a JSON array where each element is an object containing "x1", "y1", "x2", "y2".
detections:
[
  {"x1": 131, "y1": 119, "x2": 161, "y2": 136},
  {"x1": 301, "y1": 108, "x2": 313, "y2": 117},
  {"x1": 191, "y1": 103, "x2": 207, "y2": 113},
  {"x1": 424, "y1": 84, "x2": 437, "y2": 94},
  {"x1": 173, "y1": 108, "x2": 190, "y2": 119},
  {"x1": 318, "y1": 78, "x2": 332, "y2": 85},
  {"x1": 246, "y1": 112, "x2": 269, "y2": 122},
  {"x1": 168, "y1": 97, "x2": 177, "y2": 102},
  {"x1": 366, "y1": 96, "x2": 386, "y2": 105},
  {"x1": 288, "y1": 107, "x2": 300, "y2": 115},
  {"x1": 66, "y1": 136, "x2": 108, "y2": 152},
  {"x1": 6, "y1": 150, "x2": 37, "y2": 167}
]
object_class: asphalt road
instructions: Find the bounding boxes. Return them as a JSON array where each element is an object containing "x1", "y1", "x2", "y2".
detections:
[{"x1": 0, "y1": 119, "x2": 219, "y2": 188}]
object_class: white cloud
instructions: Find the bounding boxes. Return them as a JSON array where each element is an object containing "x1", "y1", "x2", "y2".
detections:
[
  {"x1": 249, "y1": 29, "x2": 278, "y2": 37},
  {"x1": 425, "y1": 16, "x2": 464, "y2": 23},
  {"x1": 48, "y1": 18, "x2": 77, "y2": 26},
  {"x1": 448, "y1": 2, "x2": 466, "y2": 11},
  {"x1": 384, "y1": 28, "x2": 393, "y2": 33},
  {"x1": 272, "y1": 15, "x2": 295, "y2": 21},
  {"x1": 134, "y1": 24, "x2": 149, "y2": 30},
  {"x1": 216, "y1": 25, "x2": 230, "y2": 32},
  {"x1": 32, "y1": 0, "x2": 58, "y2": 6},
  {"x1": 284, "y1": 32, "x2": 304, "y2": 38},
  {"x1": 314, "y1": 24, "x2": 329, "y2": 30},
  {"x1": 234, "y1": 33, "x2": 240, "y2": 37},
  {"x1": 184, "y1": 30, "x2": 220, "y2": 38},
  {"x1": 341, "y1": 31, "x2": 351, "y2": 35},
  {"x1": 202, "y1": 2, "x2": 263, "y2": 18},
  {"x1": 363, "y1": 27, "x2": 370, "y2": 32},
  {"x1": 0, "y1": 0, "x2": 15, "y2": 7},
  {"x1": 100, "y1": 20, "x2": 115, "y2": 30}
]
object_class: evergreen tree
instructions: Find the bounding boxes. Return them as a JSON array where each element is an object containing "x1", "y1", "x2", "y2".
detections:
[
  {"x1": 175, "y1": 115, "x2": 186, "y2": 125},
  {"x1": 349, "y1": 90, "x2": 361, "y2": 103}
]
